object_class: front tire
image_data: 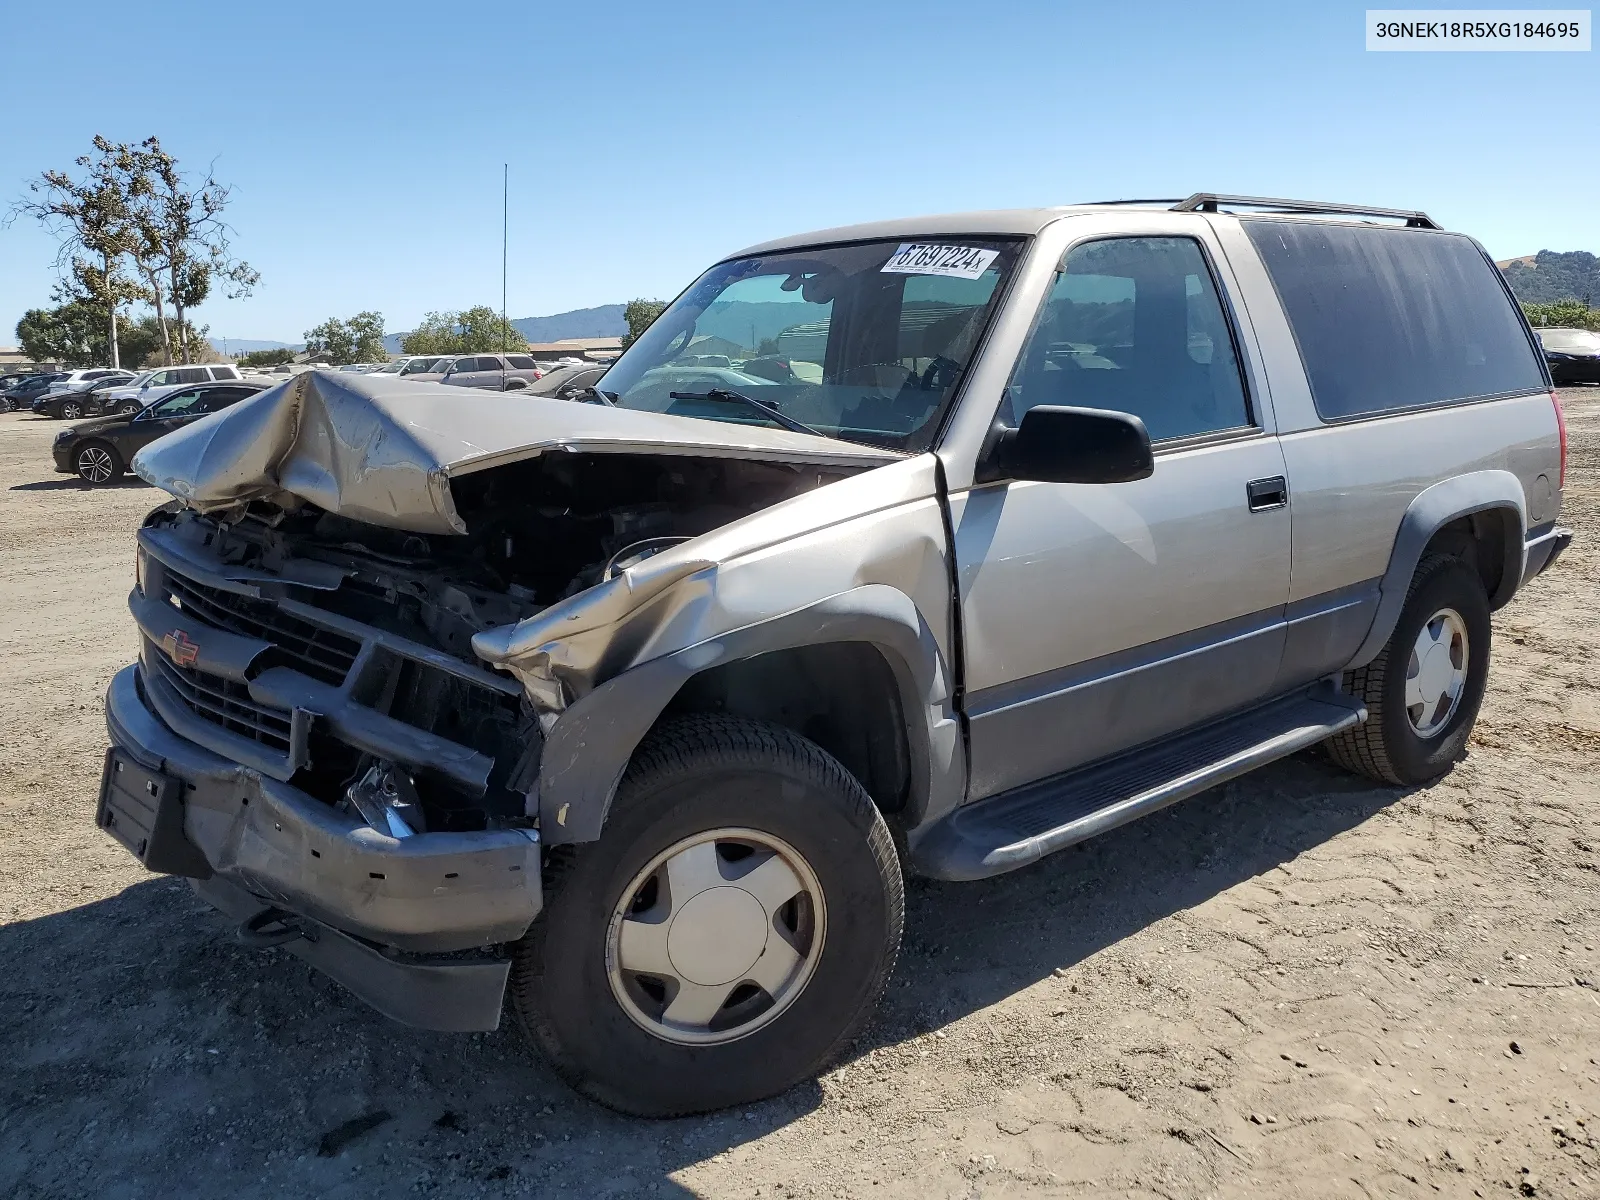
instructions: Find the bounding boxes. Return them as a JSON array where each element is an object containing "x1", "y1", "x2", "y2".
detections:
[
  {"x1": 75, "y1": 441, "x2": 124, "y2": 485},
  {"x1": 60, "y1": 400, "x2": 84, "y2": 420},
  {"x1": 1326, "y1": 555, "x2": 1491, "y2": 786},
  {"x1": 509, "y1": 714, "x2": 903, "y2": 1117}
]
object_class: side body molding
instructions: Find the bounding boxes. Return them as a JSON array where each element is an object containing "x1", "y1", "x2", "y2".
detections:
[
  {"x1": 1347, "y1": 469, "x2": 1527, "y2": 669},
  {"x1": 535, "y1": 584, "x2": 963, "y2": 844}
]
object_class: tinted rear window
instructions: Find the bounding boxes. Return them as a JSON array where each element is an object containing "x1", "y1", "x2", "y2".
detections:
[
  {"x1": 506, "y1": 355, "x2": 536, "y2": 369},
  {"x1": 1243, "y1": 221, "x2": 1545, "y2": 420}
]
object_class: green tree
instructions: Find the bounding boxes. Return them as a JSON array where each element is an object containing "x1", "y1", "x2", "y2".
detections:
[
  {"x1": 1522, "y1": 299, "x2": 1600, "y2": 333},
  {"x1": 398, "y1": 306, "x2": 527, "y2": 355},
  {"x1": 15, "y1": 302, "x2": 172, "y2": 366},
  {"x1": 12, "y1": 135, "x2": 145, "y2": 367},
  {"x1": 304, "y1": 312, "x2": 386, "y2": 365},
  {"x1": 238, "y1": 348, "x2": 295, "y2": 368},
  {"x1": 17, "y1": 304, "x2": 100, "y2": 364},
  {"x1": 621, "y1": 298, "x2": 668, "y2": 350}
]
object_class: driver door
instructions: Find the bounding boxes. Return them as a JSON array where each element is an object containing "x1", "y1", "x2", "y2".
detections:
[
  {"x1": 127, "y1": 388, "x2": 209, "y2": 454},
  {"x1": 951, "y1": 232, "x2": 1293, "y2": 800}
]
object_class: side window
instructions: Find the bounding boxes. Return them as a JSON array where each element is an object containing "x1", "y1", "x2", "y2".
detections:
[
  {"x1": 506, "y1": 355, "x2": 536, "y2": 369},
  {"x1": 150, "y1": 370, "x2": 175, "y2": 386},
  {"x1": 1006, "y1": 237, "x2": 1252, "y2": 442},
  {"x1": 175, "y1": 367, "x2": 208, "y2": 385},
  {"x1": 1243, "y1": 222, "x2": 1547, "y2": 420},
  {"x1": 208, "y1": 366, "x2": 239, "y2": 380},
  {"x1": 200, "y1": 387, "x2": 250, "y2": 411}
]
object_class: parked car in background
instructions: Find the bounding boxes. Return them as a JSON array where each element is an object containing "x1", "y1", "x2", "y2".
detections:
[
  {"x1": 0, "y1": 371, "x2": 48, "y2": 401},
  {"x1": 42, "y1": 368, "x2": 137, "y2": 396},
  {"x1": 370, "y1": 355, "x2": 452, "y2": 377},
  {"x1": 3, "y1": 373, "x2": 67, "y2": 412},
  {"x1": 1537, "y1": 327, "x2": 1600, "y2": 385},
  {"x1": 52, "y1": 379, "x2": 271, "y2": 484},
  {"x1": 522, "y1": 361, "x2": 608, "y2": 399},
  {"x1": 95, "y1": 364, "x2": 244, "y2": 413},
  {"x1": 32, "y1": 375, "x2": 149, "y2": 419},
  {"x1": 438, "y1": 353, "x2": 546, "y2": 390}
]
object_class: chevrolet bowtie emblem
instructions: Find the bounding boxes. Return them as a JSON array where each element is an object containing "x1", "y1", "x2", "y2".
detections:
[{"x1": 162, "y1": 629, "x2": 200, "y2": 667}]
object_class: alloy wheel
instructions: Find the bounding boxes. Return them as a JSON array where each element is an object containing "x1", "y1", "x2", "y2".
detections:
[
  {"x1": 76, "y1": 446, "x2": 116, "y2": 484},
  {"x1": 62, "y1": 402, "x2": 83, "y2": 419},
  {"x1": 606, "y1": 828, "x2": 826, "y2": 1046}
]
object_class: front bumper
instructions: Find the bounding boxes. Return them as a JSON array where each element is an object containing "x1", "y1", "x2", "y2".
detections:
[
  {"x1": 52, "y1": 444, "x2": 74, "y2": 473},
  {"x1": 102, "y1": 663, "x2": 543, "y2": 1029}
]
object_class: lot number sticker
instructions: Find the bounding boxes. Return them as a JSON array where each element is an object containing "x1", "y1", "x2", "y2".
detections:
[{"x1": 881, "y1": 243, "x2": 999, "y2": 280}]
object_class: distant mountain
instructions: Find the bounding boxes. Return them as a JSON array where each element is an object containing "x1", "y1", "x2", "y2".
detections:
[
  {"x1": 512, "y1": 305, "x2": 627, "y2": 343},
  {"x1": 1498, "y1": 250, "x2": 1600, "y2": 305}
]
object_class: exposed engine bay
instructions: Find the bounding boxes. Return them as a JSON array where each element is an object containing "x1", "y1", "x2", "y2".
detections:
[{"x1": 141, "y1": 451, "x2": 862, "y2": 837}]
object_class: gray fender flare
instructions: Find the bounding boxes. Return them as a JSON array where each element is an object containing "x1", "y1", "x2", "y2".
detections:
[
  {"x1": 1348, "y1": 469, "x2": 1526, "y2": 668},
  {"x1": 535, "y1": 583, "x2": 961, "y2": 844}
]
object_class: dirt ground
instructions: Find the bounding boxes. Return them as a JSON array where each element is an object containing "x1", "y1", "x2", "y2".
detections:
[{"x1": 1, "y1": 391, "x2": 1597, "y2": 1200}]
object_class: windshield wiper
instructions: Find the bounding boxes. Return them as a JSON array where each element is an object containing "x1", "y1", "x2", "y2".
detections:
[{"x1": 668, "y1": 389, "x2": 824, "y2": 438}]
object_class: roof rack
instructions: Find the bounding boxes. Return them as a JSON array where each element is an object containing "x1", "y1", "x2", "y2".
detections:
[{"x1": 1170, "y1": 193, "x2": 1440, "y2": 229}]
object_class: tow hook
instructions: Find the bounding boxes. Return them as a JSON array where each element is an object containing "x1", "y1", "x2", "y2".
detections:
[{"x1": 236, "y1": 906, "x2": 315, "y2": 949}]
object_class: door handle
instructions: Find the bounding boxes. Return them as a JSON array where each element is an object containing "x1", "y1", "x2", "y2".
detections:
[{"x1": 1246, "y1": 475, "x2": 1288, "y2": 511}]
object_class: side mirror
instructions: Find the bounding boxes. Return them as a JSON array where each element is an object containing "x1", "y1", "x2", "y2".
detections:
[{"x1": 983, "y1": 405, "x2": 1154, "y2": 485}]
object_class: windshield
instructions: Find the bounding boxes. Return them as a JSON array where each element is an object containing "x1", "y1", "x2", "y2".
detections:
[
  {"x1": 371, "y1": 360, "x2": 405, "y2": 373},
  {"x1": 1541, "y1": 329, "x2": 1600, "y2": 353},
  {"x1": 599, "y1": 237, "x2": 1022, "y2": 450},
  {"x1": 413, "y1": 357, "x2": 451, "y2": 374}
]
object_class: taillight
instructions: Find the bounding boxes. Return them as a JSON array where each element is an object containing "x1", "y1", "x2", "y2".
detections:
[{"x1": 1552, "y1": 390, "x2": 1567, "y2": 489}]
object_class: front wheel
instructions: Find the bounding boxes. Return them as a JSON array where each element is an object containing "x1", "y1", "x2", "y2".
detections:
[
  {"x1": 75, "y1": 441, "x2": 124, "y2": 485},
  {"x1": 509, "y1": 714, "x2": 904, "y2": 1117},
  {"x1": 1326, "y1": 555, "x2": 1491, "y2": 786},
  {"x1": 60, "y1": 400, "x2": 84, "y2": 420},
  {"x1": 116, "y1": 401, "x2": 140, "y2": 416}
]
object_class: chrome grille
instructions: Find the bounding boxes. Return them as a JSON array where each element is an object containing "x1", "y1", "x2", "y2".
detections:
[
  {"x1": 164, "y1": 573, "x2": 360, "y2": 686},
  {"x1": 147, "y1": 649, "x2": 293, "y2": 754}
]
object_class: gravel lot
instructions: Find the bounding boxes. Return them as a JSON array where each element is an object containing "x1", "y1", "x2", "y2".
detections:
[{"x1": 2, "y1": 391, "x2": 1597, "y2": 1199}]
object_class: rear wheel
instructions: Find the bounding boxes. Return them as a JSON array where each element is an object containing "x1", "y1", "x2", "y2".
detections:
[
  {"x1": 1326, "y1": 555, "x2": 1491, "y2": 785},
  {"x1": 75, "y1": 441, "x2": 123, "y2": 485},
  {"x1": 509, "y1": 714, "x2": 903, "y2": 1117}
]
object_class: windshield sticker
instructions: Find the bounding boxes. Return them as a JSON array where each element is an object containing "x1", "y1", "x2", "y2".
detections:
[{"x1": 880, "y1": 243, "x2": 999, "y2": 280}]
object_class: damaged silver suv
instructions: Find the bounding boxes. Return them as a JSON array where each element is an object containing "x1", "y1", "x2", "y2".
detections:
[{"x1": 99, "y1": 194, "x2": 1571, "y2": 1116}]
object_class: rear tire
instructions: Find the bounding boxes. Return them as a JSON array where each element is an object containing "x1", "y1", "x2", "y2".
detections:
[
  {"x1": 1326, "y1": 555, "x2": 1491, "y2": 786},
  {"x1": 509, "y1": 714, "x2": 903, "y2": 1117}
]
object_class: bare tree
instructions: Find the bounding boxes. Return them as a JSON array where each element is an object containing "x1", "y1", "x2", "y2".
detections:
[
  {"x1": 11, "y1": 136, "x2": 145, "y2": 368},
  {"x1": 127, "y1": 138, "x2": 258, "y2": 364}
]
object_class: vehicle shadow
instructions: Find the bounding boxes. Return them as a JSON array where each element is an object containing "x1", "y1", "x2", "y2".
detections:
[
  {"x1": 9, "y1": 477, "x2": 152, "y2": 492},
  {"x1": 0, "y1": 750, "x2": 1406, "y2": 1198}
]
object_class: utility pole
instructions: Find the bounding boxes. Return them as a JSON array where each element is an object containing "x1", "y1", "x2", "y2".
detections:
[{"x1": 501, "y1": 163, "x2": 509, "y2": 354}]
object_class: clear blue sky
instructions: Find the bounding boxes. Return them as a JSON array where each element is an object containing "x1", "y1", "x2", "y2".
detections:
[{"x1": 3, "y1": 0, "x2": 1595, "y2": 346}]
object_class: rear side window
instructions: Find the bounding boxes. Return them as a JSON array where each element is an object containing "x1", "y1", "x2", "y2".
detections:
[
  {"x1": 175, "y1": 367, "x2": 208, "y2": 384},
  {"x1": 209, "y1": 366, "x2": 239, "y2": 380},
  {"x1": 506, "y1": 355, "x2": 536, "y2": 369},
  {"x1": 1243, "y1": 221, "x2": 1545, "y2": 420}
]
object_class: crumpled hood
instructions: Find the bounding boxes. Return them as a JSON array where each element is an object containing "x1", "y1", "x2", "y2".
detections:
[{"x1": 132, "y1": 370, "x2": 901, "y2": 535}]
